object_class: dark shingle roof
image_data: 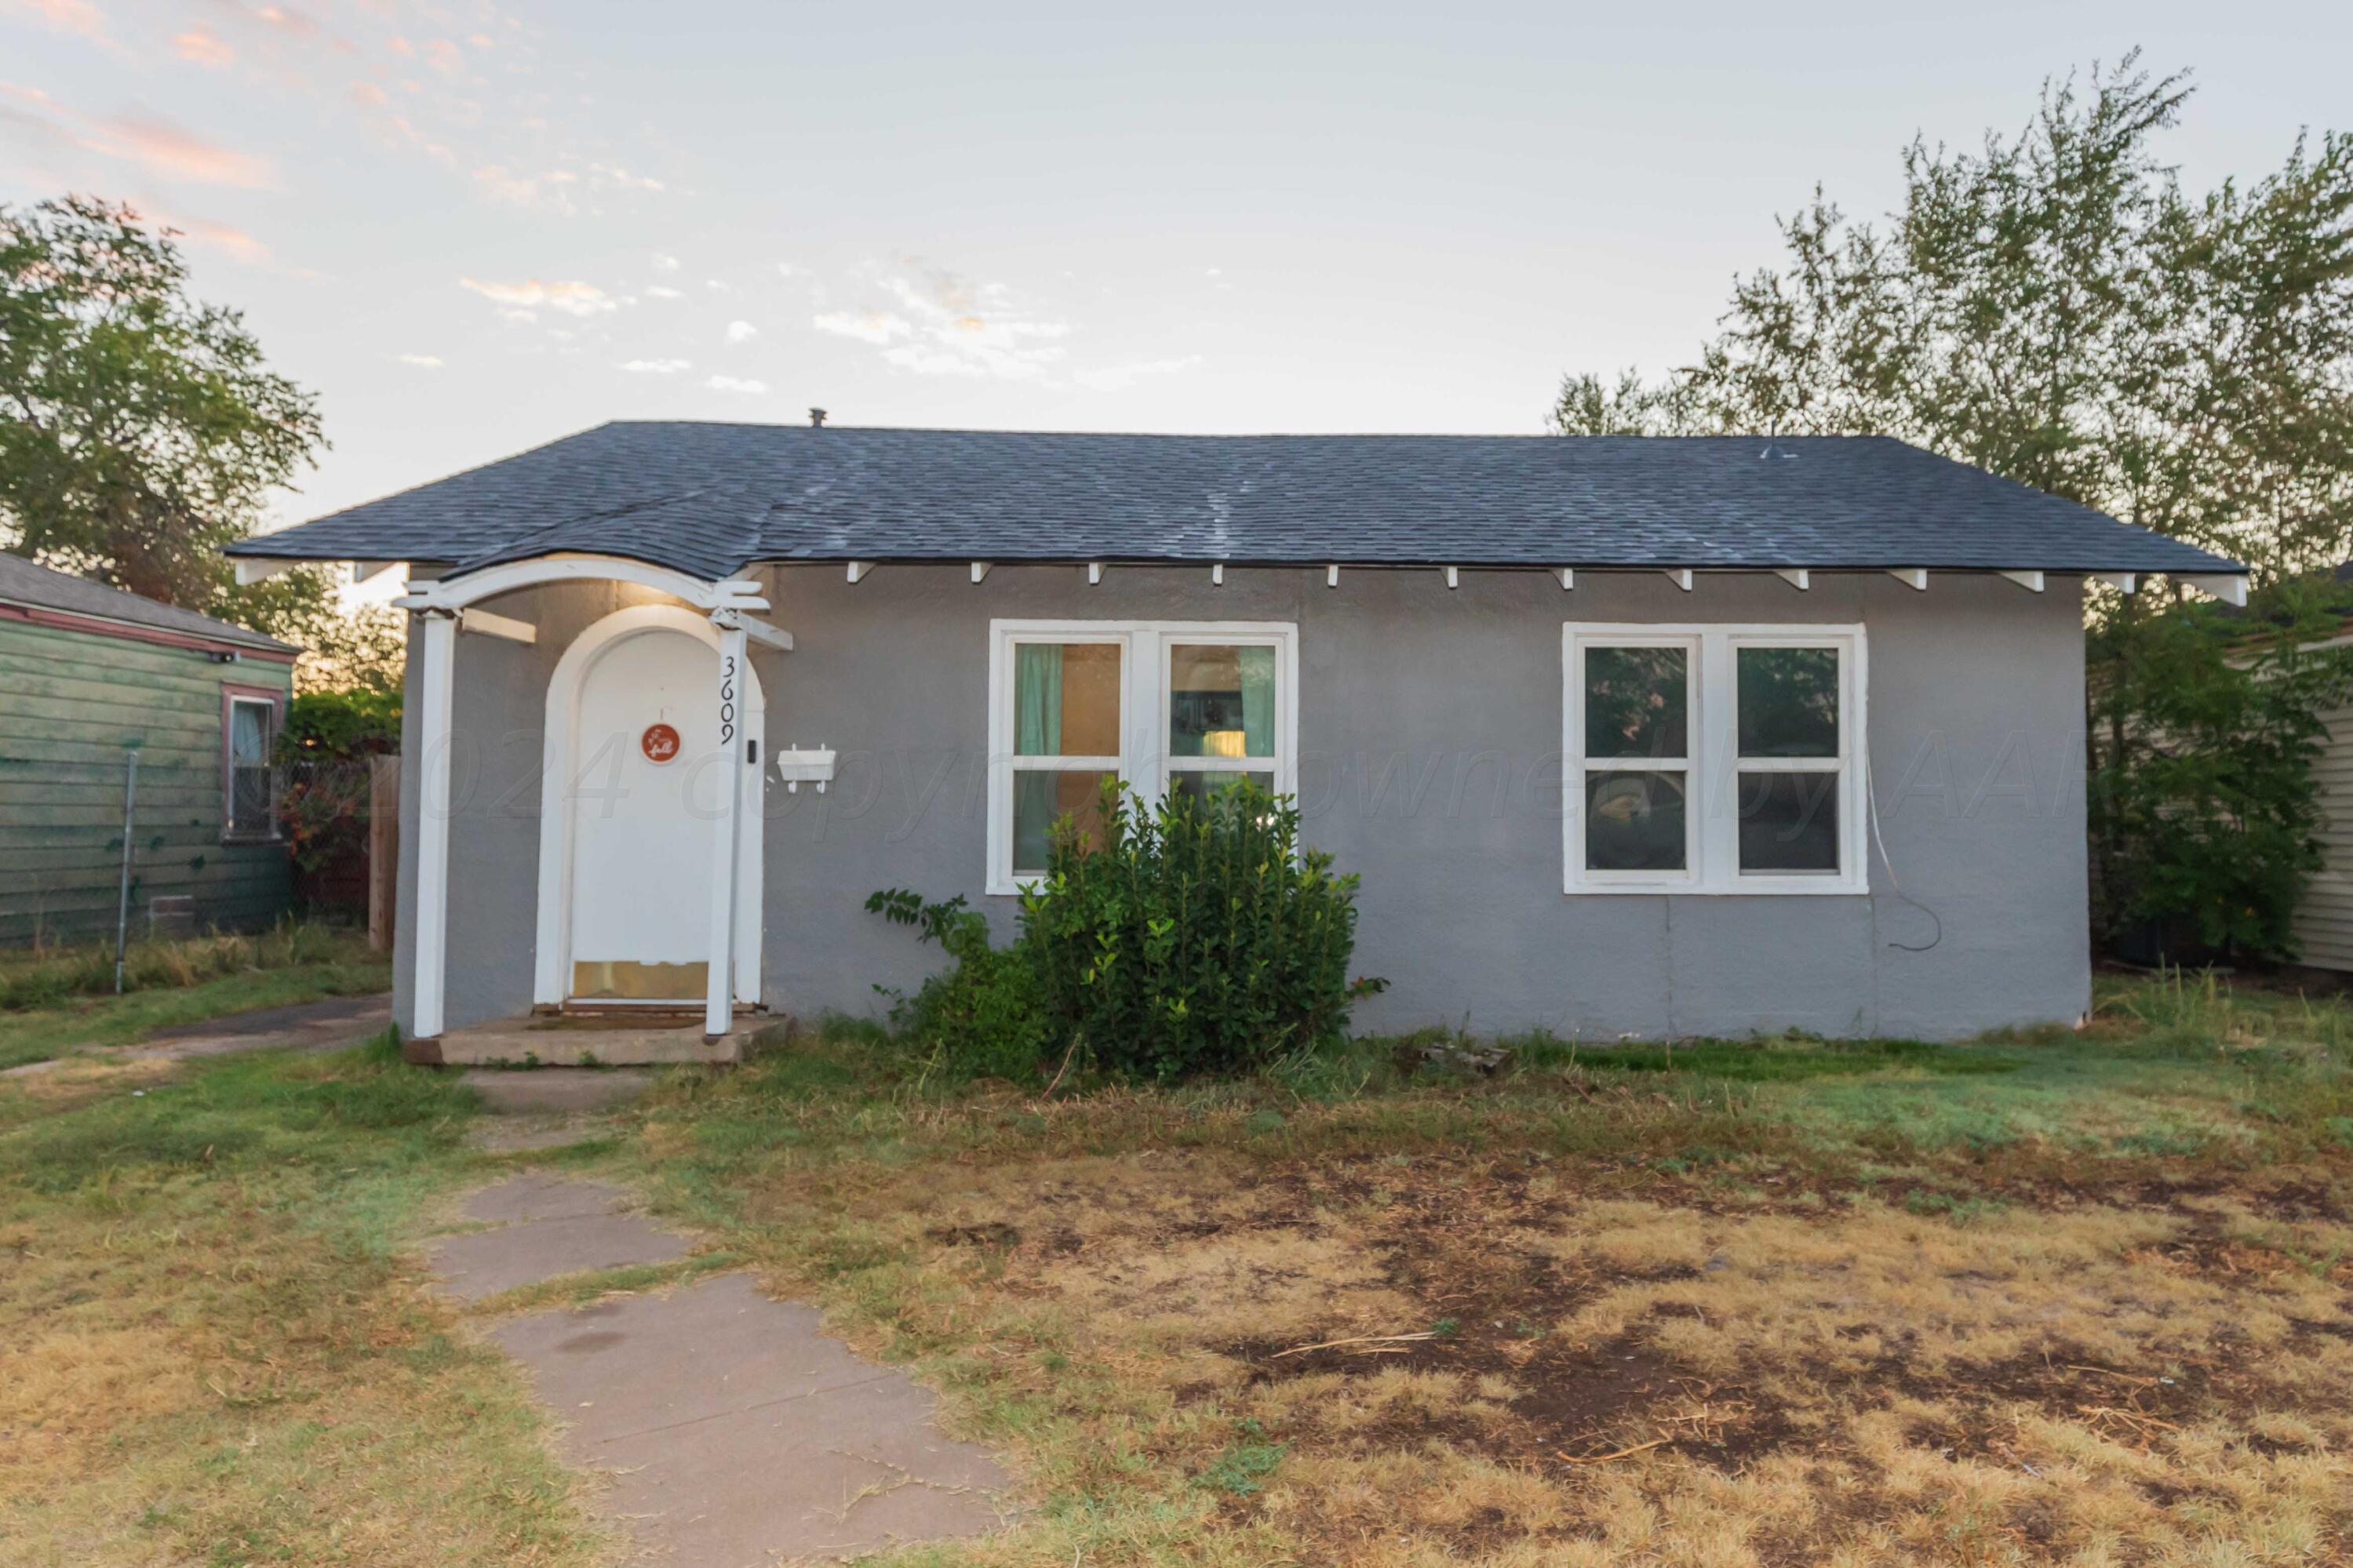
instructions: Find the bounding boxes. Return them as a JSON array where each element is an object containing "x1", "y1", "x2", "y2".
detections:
[
  {"x1": 0, "y1": 552, "x2": 298, "y2": 653},
  {"x1": 228, "y1": 422, "x2": 2246, "y2": 582}
]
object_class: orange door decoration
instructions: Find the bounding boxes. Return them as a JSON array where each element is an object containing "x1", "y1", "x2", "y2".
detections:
[{"x1": 640, "y1": 722, "x2": 682, "y2": 764}]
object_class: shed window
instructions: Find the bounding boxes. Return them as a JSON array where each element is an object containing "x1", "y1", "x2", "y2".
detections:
[
  {"x1": 989, "y1": 620, "x2": 1297, "y2": 893},
  {"x1": 225, "y1": 694, "x2": 278, "y2": 840},
  {"x1": 1564, "y1": 624, "x2": 1865, "y2": 895}
]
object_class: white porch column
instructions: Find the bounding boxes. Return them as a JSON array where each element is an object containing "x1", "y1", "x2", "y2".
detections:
[
  {"x1": 410, "y1": 608, "x2": 457, "y2": 1040},
  {"x1": 702, "y1": 610, "x2": 749, "y2": 1039}
]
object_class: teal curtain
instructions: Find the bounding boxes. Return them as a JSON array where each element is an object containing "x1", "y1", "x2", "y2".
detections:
[
  {"x1": 1016, "y1": 643, "x2": 1062, "y2": 755},
  {"x1": 1239, "y1": 646, "x2": 1275, "y2": 757},
  {"x1": 1013, "y1": 644, "x2": 1065, "y2": 872}
]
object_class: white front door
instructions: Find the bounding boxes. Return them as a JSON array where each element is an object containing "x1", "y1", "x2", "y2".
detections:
[{"x1": 566, "y1": 626, "x2": 761, "y2": 1004}]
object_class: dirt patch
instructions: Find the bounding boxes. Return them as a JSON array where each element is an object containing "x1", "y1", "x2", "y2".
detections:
[{"x1": 1226, "y1": 1322, "x2": 1799, "y2": 1471}]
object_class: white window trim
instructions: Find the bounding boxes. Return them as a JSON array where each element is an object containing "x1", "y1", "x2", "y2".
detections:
[
  {"x1": 987, "y1": 618, "x2": 1299, "y2": 894},
  {"x1": 1563, "y1": 621, "x2": 1867, "y2": 897},
  {"x1": 223, "y1": 693, "x2": 281, "y2": 843}
]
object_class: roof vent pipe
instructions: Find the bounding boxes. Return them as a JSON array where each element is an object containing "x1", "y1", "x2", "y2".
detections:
[{"x1": 809, "y1": 407, "x2": 828, "y2": 428}]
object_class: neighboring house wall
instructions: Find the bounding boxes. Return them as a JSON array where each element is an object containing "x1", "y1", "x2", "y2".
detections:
[
  {"x1": 394, "y1": 567, "x2": 2089, "y2": 1041},
  {"x1": 0, "y1": 617, "x2": 294, "y2": 944},
  {"x1": 2294, "y1": 703, "x2": 2353, "y2": 971}
]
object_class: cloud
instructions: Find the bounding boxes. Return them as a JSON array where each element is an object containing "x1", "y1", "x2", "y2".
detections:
[
  {"x1": 776, "y1": 261, "x2": 800, "y2": 278},
  {"x1": 822, "y1": 268, "x2": 1070, "y2": 381},
  {"x1": 724, "y1": 319, "x2": 757, "y2": 344},
  {"x1": 109, "y1": 114, "x2": 273, "y2": 186},
  {"x1": 651, "y1": 252, "x2": 680, "y2": 271},
  {"x1": 253, "y1": 5, "x2": 321, "y2": 40},
  {"x1": 1073, "y1": 355, "x2": 1206, "y2": 393},
  {"x1": 644, "y1": 284, "x2": 683, "y2": 299},
  {"x1": 129, "y1": 201, "x2": 273, "y2": 267},
  {"x1": 393, "y1": 353, "x2": 443, "y2": 368},
  {"x1": 9, "y1": 0, "x2": 108, "y2": 43},
  {"x1": 176, "y1": 216, "x2": 270, "y2": 264},
  {"x1": 348, "y1": 81, "x2": 388, "y2": 107},
  {"x1": 3, "y1": 90, "x2": 278, "y2": 189},
  {"x1": 471, "y1": 163, "x2": 541, "y2": 204},
  {"x1": 174, "y1": 27, "x2": 234, "y2": 67},
  {"x1": 588, "y1": 162, "x2": 661, "y2": 191},
  {"x1": 459, "y1": 276, "x2": 614, "y2": 317},
  {"x1": 705, "y1": 374, "x2": 767, "y2": 395},
  {"x1": 811, "y1": 308, "x2": 912, "y2": 345},
  {"x1": 618, "y1": 358, "x2": 690, "y2": 373}
]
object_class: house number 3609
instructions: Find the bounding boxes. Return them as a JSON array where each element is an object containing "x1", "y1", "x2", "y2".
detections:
[{"x1": 716, "y1": 653, "x2": 738, "y2": 745}]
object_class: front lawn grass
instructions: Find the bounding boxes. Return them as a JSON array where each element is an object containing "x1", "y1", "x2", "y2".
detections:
[
  {"x1": 4, "y1": 970, "x2": 2349, "y2": 1566},
  {"x1": 614, "y1": 969, "x2": 2353, "y2": 1566},
  {"x1": 0, "y1": 923, "x2": 390, "y2": 1071},
  {"x1": 0, "y1": 1035, "x2": 610, "y2": 1567}
]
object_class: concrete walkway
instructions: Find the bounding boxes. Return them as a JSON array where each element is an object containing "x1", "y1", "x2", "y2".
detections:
[{"x1": 432, "y1": 1173, "x2": 1009, "y2": 1563}]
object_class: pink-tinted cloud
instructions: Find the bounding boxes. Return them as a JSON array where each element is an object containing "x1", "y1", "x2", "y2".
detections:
[
  {"x1": 348, "y1": 81, "x2": 388, "y2": 107},
  {"x1": 7, "y1": 0, "x2": 108, "y2": 43},
  {"x1": 103, "y1": 114, "x2": 275, "y2": 187},
  {"x1": 0, "y1": 85, "x2": 275, "y2": 190},
  {"x1": 174, "y1": 27, "x2": 235, "y2": 67},
  {"x1": 251, "y1": 4, "x2": 320, "y2": 40}
]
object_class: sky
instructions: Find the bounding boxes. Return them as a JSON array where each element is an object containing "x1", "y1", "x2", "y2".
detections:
[{"x1": 2, "y1": 0, "x2": 2348, "y2": 543}]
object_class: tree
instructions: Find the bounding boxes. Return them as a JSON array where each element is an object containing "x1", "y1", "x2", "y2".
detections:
[
  {"x1": 0, "y1": 195, "x2": 332, "y2": 618},
  {"x1": 1555, "y1": 56, "x2": 2353, "y2": 958}
]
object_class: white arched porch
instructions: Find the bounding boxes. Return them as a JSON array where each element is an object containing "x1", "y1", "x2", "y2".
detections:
[{"x1": 394, "y1": 555, "x2": 792, "y2": 1041}]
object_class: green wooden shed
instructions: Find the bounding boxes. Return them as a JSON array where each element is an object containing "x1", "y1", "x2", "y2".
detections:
[{"x1": 0, "y1": 554, "x2": 300, "y2": 946}]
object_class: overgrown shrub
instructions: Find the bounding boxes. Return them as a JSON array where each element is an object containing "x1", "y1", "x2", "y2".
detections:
[
  {"x1": 1023, "y1": 780, "x2": 1383, "y2": 1079},
  {"x1": 869, "y1": 779, "x2": 1383, "y2": 1082},
  {"x1": 2089, "y1": 584, "x2": 2353, "y2": 961},
  {"x1": 863, "y1": 890, "x2": 1057, "y2": 1081},
  {"x1": 275, "y1": 689, "x2": 402, "y2": 879}
]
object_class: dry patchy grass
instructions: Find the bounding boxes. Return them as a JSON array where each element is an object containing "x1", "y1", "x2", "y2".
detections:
[
  {"x1": 0, "y1": 1036, "x2": 610, "y2": 1568},
  {"x1": 617, "y1": 972, "x2": 2353, "y2": 1567}
]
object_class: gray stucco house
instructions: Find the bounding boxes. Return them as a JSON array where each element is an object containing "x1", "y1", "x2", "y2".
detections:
[{"x1": 228, "y1": 421, "x2": 2246, "y2": 1060}]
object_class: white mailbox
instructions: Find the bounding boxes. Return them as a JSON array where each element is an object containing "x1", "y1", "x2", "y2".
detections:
[{"x1": 773, "y1": 745, "x2": 838, "y2": 793}]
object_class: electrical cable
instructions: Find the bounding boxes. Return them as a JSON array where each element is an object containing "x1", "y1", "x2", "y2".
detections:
[{"x1": 1862, "y1": 744, "x2": 1943, "y2": 952}]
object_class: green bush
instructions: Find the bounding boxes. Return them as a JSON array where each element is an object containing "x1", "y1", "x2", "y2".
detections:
[
  {"x1": 863, "y1": 890, "x2": 1057, "y2": 1082},
  {"x1": 868, "y1": 779, "x2": 1383, "y2": 1082},
  {"x1": 1022, "y1": 778, "x2": 1384, "y2": 1081}
]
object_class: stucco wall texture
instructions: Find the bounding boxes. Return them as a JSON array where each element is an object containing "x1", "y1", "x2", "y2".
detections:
[{"x1": 396, "y1": 566, "x2": 2089, "y2": 1042}]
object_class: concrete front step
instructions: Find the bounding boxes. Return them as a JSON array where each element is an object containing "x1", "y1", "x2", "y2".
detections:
[{"x1": 406, "y1": 1011, "x2": 770, "y2": 1067}]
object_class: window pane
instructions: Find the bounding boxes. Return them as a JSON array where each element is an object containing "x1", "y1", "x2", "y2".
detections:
[
  {"x1": 230, "y1": 701, "x2": 270, "y2": 766},
  {"x1": 231, "y1": 766, "x2": 271, "y2": 834},
  {"x1": 1584, "y1": 769, "x2": 1686, "y2": 872},
  {"x1": 1011, "y1": 769, "x2": 1113, "y2": 874},
  {"x1": 1737, "y1": 646, "x2": 1838, "y2": 758},
  {"x1": 1167, "y1": 769, "x2": 1274, "y2": 805},
  {"x1": 1014, "y1": 643, "x2": 1121, "y2": 757},
  {"x1": 1738, "y1": 770, "x2": 1840, "y2": 873},
  {"x1": 1169, "y1": 645, "x2": 1276, "y2": 758},
  {"x1": 1583, "y1": 646, "x2": 1688, "y2": 759}
]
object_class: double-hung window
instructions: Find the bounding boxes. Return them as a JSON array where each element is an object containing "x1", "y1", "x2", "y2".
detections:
[
  {"x1": 989, "y1": 620, "x2": 1297, "y2": 893},
  {"x1": 222, "y1": 689, "x2": 281, "y2": 842},
  {"x1": 1564, "y1": 623, "x2": 1864, "y2": 894}
]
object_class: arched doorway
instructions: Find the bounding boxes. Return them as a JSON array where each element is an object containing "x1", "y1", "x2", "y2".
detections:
[{"x1": 534, "y1": 605, "x2": 763, "y2": 1008}]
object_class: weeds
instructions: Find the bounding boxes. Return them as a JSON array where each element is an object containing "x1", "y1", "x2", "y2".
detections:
[{"x1": 0, "y1": 919, "x2": 354, "y2": 1010}]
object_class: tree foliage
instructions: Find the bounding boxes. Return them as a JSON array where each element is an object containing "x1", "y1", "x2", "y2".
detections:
[
  {"x1": 1554, "y1": 56, "x2": 2353, "y2": 959},
  {"x1": 0, "y1": 195, "x2": 388, "y2": 688}
]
